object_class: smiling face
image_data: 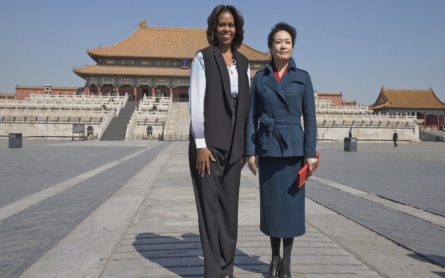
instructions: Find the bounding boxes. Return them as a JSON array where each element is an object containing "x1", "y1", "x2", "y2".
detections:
[
  {"x1": 215, "y1": 11, "x2": 236, "y2": 47},
  {"x1": 269, "y1": 30, "x2": 293, "y2": 62}
]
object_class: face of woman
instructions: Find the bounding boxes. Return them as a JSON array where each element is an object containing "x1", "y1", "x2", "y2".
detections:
[
  {"x1": 215, "y1": 11, "x2": 236, "y2": 47},
  {"x1": 270, "y1": 30, "x2": 293, "y2": 62}
]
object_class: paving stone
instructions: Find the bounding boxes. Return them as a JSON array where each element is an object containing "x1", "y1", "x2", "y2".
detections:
[
  {"x1": 0, "y1": 142, "x2": 169, "y2": 277},
  {"x1": 314, "y1": 142, "x2": 445, "y2": 216},
  {"x1": 3, "y1": 141, "x2": 444, "y2": 277},
  {"x1": 307, "y1": 180, "x2": 445, "y2": 267}
]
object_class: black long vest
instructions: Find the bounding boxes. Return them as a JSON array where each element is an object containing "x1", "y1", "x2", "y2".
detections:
[{"x1": 197, "y1": 45, "x2": 250, "y2": 164}]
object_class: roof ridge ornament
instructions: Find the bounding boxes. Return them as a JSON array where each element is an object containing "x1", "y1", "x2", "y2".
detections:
[{"x1": 139, "y1": 19, "x2": 147, "y2": 28}]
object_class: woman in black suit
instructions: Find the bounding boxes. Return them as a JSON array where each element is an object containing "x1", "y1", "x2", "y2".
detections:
[
  {"x1": 245, "y1": 23, "x2": 318, "y2": 278},
  {"x1": 188, "y1": 5, "x2": 250, "y2": 278}
]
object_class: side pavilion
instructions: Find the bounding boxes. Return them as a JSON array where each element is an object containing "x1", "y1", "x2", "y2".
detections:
[{"x1": 369, "y1": 86, "x2": 445, "y2": 129}]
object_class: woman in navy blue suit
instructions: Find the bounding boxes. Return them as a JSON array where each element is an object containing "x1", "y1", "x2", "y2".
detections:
[{"x1": 245, "y1": 22, "x2": 318, "y2": 278}]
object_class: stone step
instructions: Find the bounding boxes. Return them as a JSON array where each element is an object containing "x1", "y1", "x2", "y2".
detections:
[
  {"x1": 164, "y1": 102, "x2": 190, "y2": 137},
  {"x1": 100, "y1": 101, "x2": 139, "y2": 141}
]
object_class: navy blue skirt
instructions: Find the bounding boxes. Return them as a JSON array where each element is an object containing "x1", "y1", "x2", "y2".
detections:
[{"x1": 258, "y1": 156, "x2": 306, "y2": 238}]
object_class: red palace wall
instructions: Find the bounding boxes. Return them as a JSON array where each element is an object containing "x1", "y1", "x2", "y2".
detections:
[
  {"x1": 418, "y1": 113, "x2": 444, "y2": 129},
  {"x1": 318, "y1": 95, "x2": 343, "y2": 106},
  {"x1": 15, "y1": 88, "x2": 77, "y2": 100},
  {"x1": 172, "y1": 86, "x2": 189, "y2": 100}
]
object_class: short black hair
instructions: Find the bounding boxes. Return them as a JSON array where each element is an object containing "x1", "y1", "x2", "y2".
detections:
[
  {"x1": 267, "y1": 22, "x2": 297, "y2": 49},
  {"x1": 206, "y1": 5, "x2": 244, "y2": 49}
]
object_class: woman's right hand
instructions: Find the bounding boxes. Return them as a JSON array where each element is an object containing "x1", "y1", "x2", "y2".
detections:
[
  {"x1": 196, "y1": 148, "x2": 216, "y2": 178},
  {"x1": 247, "y1": 155, "x2": 258, "y2": 175}
]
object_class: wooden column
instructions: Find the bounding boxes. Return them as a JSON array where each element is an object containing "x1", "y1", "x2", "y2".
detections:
[
  {"x1": 152, "y1": 87, "x2": 155, "y2": 96},
  {"x1": 98, "y1": 85, "x2": 101, "y2": 95},
  {"x1": 134, "y1": 86, "x2": 138, "y2": 101},
  {"x1": 169, "y1": 87, "x2": 173, "y2": 98}
]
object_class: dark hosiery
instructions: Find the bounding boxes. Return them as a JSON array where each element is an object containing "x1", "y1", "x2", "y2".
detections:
[
  {"x1": 282, "y1": 237, "x2": 294, "y2": 267},
  {"x1": 270, "y1": 236, "x2": 281, "y2": 263}
]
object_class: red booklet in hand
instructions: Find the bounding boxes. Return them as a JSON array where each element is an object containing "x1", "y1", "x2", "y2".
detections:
[{"x1": 296, "y1": 152, "x2": 320, "y2": 189}]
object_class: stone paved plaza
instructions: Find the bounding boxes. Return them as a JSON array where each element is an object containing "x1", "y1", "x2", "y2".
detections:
[{"x1": 0, "y1": 139, "x2": 444, "y2": 277}]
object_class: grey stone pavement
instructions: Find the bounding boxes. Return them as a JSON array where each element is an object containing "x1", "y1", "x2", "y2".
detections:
[{"x1": 0, "y1": 139, "x2": 444, "y2": 277}]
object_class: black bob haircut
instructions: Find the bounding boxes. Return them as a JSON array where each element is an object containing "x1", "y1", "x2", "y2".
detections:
[
  {"x1": 206, "y1": 5, "x2": 244, "y2": 49},
  {"x1": 267, "y1": 22, "x2": 297, "y2": 49}
]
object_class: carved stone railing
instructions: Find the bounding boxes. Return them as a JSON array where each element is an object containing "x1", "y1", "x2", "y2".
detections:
[
  {"x1": 419, "y1": 129, "x2": 445, "y2": 142},
  {"x1": 97, "y1": 111, "x2": 115, "y2": 140},
  {"x1": 1, "y1": 93, "x2": 127, "y2": 112},
  {"x1": 125, "y1": 106, "x2": 138, "y2": 140}
]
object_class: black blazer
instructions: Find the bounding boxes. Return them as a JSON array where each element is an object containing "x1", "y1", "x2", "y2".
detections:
[{"x1": 195, "y1": 45, "x2": 250, "y2": 163}]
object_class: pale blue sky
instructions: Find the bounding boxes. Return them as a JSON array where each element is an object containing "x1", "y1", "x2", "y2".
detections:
[{"x1": 1, "y1": 0, "x2": 444, "y2": 105}]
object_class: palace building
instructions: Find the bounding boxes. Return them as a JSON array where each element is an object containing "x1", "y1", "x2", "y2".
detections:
[
  {"x1": 369, "y1": 86, "x2": 445, "y2": 129},
  {"x1": 73, "y1": 20, "x2": 271, "y2": 101}
]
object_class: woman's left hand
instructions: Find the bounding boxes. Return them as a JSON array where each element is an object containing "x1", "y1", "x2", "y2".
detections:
[
  {"x1": 247, "y1": 155, "x2": 258, "y2": 175},
  {"x1": 241, "y1": 155, "x2": 246, "y2": 169},
  {"x1": 305, "y1": 157, "x2": 318, "y2": 175}
]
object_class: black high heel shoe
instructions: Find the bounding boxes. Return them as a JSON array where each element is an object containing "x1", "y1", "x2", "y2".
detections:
[
  {"x1": 265, "y1": 258, "x2": 279, "y2": 278},
  {"x1": 278, "y1": 259, "x2": 291, "y2": 278}
]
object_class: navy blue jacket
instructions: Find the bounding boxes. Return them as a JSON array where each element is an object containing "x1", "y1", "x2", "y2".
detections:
[{"x1": 245, "y1": 58, "x2": 317, "y2": 158}]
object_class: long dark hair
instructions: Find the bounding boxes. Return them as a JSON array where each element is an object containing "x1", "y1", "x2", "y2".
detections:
[{"x1": 206, "y1": 5, "x2": 244, "y2": 49}]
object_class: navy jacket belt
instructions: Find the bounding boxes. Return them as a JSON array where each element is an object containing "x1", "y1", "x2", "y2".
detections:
[{"x1": 260, "y1": 113, "x2": 301, "y2": 151}]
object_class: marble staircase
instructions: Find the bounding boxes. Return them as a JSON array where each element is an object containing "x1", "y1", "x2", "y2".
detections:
[{"x1": 164, "y1": 102, "x2": 190, "y2": 140}]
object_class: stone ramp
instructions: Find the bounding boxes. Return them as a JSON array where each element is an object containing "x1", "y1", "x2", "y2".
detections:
[
  {"x1": 99, "y1": 165, "x2": 379, "y2": 277},
  {"x1": 100, "y1": 101, "x2": 139, "y2": 141},
  {"x1": 165, "y1": 102, "x2": 190, "y2": 139}
]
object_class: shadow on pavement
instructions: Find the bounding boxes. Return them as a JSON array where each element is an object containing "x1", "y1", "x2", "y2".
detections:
[
  {"x1": 408, "y1": 253, "x2": 445, "y2": 269},
  {"x1": 406, "y1": 253, "x2": 445, "y2": 277},
  {"x1": 133, "y1": 232, "x2": 267, "y2": 277}
]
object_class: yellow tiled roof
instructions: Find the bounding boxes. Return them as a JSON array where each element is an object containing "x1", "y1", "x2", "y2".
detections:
[
  {"x1": 73, "y1": 65, "x2": 261, "y2": 79},
  {"x1": 370, "y1": 87, "x2": 445, "y2": 109},
  {"x1": 86, "y1": 21, "x2": 271, "y2": 61}
]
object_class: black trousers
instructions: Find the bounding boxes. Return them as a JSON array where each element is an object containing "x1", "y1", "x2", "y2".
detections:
[{"x1": 189, "y1": 141, "x2": 241, "y2": 278}]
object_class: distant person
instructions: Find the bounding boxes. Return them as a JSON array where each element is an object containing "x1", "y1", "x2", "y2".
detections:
[
  {"x1": 393, "y1": 130, "x2": 398, "y2": 147},
  {"x1": 349, "y1": 128, "x2": 352, "y2": 138},
  {"x1": 188, "y1": 5, "x2": 250, "y2": 278},
  {"x1": 245, "y1": 22, "x2": 317, "y2": 278}
]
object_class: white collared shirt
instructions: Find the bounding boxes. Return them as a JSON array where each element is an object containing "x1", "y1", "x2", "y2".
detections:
[
  {"x1": 188, "y1": 51, "x2": 250, "y2": 148},
  {"x1": 227, "y1": 59, "x2": 239, "y2": 99}
]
